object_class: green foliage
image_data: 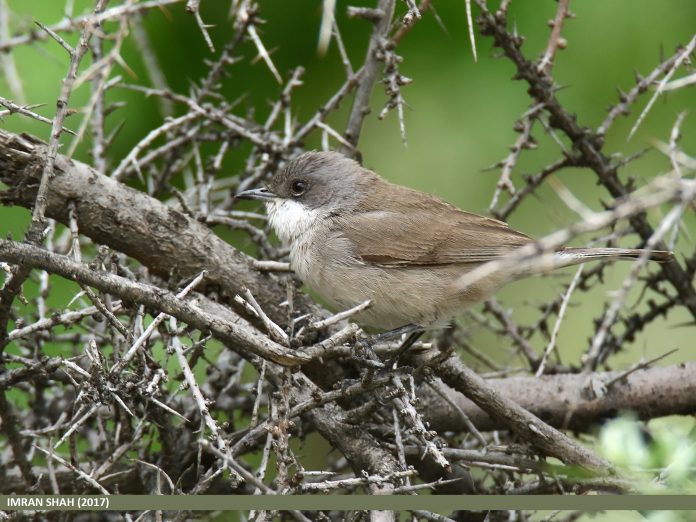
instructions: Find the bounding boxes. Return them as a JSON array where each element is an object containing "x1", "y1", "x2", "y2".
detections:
[{"x1": 600, "y1": 415, "x2": 696, "y2": 493}]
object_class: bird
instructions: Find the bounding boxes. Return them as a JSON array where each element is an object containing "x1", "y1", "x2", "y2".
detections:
[{"x1": 236, "y1": 151, "x2": 672, "y2": 333}]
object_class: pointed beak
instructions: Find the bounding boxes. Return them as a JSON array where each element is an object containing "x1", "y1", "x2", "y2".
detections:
[{"x1": 235, "y1": 187, "x2": 277, "y2": 201}]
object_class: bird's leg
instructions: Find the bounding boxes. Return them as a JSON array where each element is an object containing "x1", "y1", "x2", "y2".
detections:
[
  {"x1": 369, "y1": 323, "x2": 426, "y2": 367},
  {"x1": 385, "y1": 330, "x2": 425, "y2": 367},
  {"x1": 372, "y1": 323, "x2": 423, "y2": 342},
  {"x1": 353, "y1": 325, "x2": 426, "y2": 379}
]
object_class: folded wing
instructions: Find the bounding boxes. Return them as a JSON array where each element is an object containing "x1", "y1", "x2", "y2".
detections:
[{"x1": 341, "y1": 202, "x2": 533, "y2": 267}]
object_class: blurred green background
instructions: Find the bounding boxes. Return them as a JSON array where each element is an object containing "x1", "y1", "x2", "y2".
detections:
[
  {"x1": 2, "y1": 0, "x2": 696, "y2": 507},
  {"x1": 2, "y1": 0, "x2": 695, "y2": 370}
]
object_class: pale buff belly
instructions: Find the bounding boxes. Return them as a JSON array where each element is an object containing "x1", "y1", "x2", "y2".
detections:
[{"x1": 289, "y1": 233, "x2": 503, "y2": 330}]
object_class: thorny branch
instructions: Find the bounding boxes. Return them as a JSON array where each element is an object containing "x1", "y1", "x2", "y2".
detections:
[{"x1": 0, "y1": 0, "x2": 695, "y2": 515}]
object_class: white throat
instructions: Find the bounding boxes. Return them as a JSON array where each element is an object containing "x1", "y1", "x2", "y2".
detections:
[{"x1": 266, "y1": 198, "x2": 321, "y2": 245}]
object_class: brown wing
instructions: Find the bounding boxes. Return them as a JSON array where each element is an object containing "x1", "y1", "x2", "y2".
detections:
[{"x1": 341, "y1": 188, "x2": 533, "y2": 267}]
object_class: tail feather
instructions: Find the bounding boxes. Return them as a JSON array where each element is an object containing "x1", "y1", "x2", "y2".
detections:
[
  {"x1": 556, "y1": 247, "x2": 674, "y2": 268},
  {"x1": 461, "y1": 246, "x2": 674, "y2": 288}
]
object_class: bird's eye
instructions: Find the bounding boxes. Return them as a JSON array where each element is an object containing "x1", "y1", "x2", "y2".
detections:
[{"x1": 290, "y1": 180, "x2": 307, "y2": 197}]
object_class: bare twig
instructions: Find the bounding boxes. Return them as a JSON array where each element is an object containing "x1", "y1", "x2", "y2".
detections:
[
  {"x1": 628, "y1": 35, "x2": 696, "y2": 140},
  {"x1": 537, "y1": 0, "x2": 571, "y2": 73},
  {"x1": 343, "y1": 0, "x2": 396, "y2": 152},
  {"x1": 536, "y1": 264, "x2": 583, "y2": 376}
]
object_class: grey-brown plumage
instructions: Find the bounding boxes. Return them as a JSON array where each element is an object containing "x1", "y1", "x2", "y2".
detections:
[{"x1": 237, "y1": 151, "x2": 673, "y2": 329}]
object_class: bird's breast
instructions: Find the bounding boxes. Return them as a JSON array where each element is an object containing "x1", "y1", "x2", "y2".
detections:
[{"x1": 287, "y1": 223, "x2": 354, "y2": 287}]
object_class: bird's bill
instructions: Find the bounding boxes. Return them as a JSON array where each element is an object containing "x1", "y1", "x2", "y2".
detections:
[{"x1": 235, "y1": 187, "x2": 277, "y2": 201}]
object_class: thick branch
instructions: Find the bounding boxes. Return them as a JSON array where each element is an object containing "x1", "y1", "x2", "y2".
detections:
[
  {"x1": 423, "y1": 360, "x2": 696, "y2": 433},
  {"x1": 434, "y1": 356, "x2": 613, "y2": 474},
  {"x1": 0, "y1": 130, "x2": 318, "y2": 325},
  {"x1": 0, "y1": 239, "x2": 308, "y2": 366},
  {"x1": 308, "y1": 405, "x2": 402, "y2": 482}
]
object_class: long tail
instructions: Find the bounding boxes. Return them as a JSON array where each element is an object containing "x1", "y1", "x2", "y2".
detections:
[
  {"x1": 555, "y1": 247, "x2": 673, "y2": 269},
  {"x1": 457, "y1": 246, "x2": 674, "y2": 290}
]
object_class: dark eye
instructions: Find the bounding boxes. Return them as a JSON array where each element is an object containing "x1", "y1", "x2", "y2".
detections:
[{"x1": 290, "y1": 180, "x2": 307, "y2": 197}]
